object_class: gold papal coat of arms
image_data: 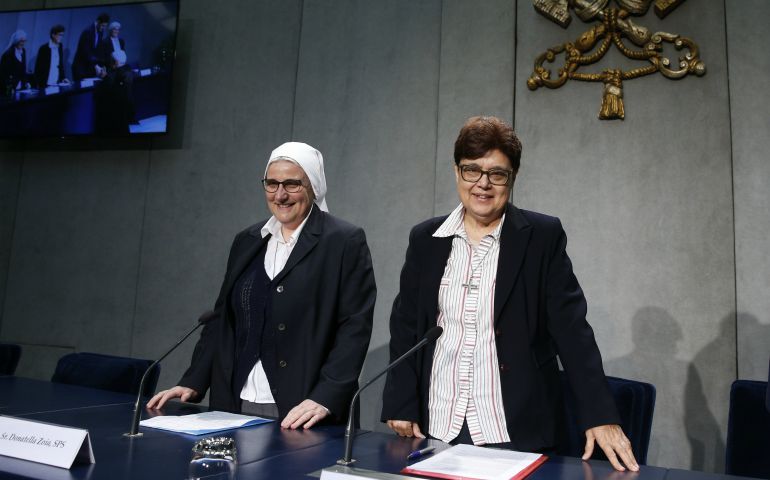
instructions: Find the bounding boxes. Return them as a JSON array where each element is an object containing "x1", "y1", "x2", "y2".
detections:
[{"x1": 528, "y1": 0, "x2": 705, "y2": 120}]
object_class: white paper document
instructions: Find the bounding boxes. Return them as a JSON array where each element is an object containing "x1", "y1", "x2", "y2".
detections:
[
  {"x1": 139, "y1": 410, "x2": 273, "y2": 435},
  {"x1": 402, "y1": 444, "x2": 546, "y2": 480}
]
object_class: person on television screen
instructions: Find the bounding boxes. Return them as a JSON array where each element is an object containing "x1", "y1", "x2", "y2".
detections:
[
  {"x1": 97, "y1": 21, "x2": 126, "y2": 72},
  {"x1": 97, "y1": 21, "x2": 138, "y2": 123},
  {"x1": 72, "y1": 12, "x2": 110, "y2": 81},
  {"x1": 381, "y1": 116, "x2": 640, "y2": 472},
  {"x1": 33, "y1": 25, "x2": 70, "y2": 89},
  {"x1": 1, "y1": 30, "x2": 31, "y2": 91},
  {"x1": 94, "y1": 51, "x2": 132, "y2": 135},
  {"x1": 147, "y1": 142, "x2": 377, "y2": 429}
]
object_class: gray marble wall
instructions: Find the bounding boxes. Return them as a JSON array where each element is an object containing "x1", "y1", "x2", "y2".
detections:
[
  {"x1": 516, "y1": 1, "x2": 734, "y2": 473},
  {"x1": 1, "y1": 0, "x2": 767, "y2": 472},
  {"x1": 727, "y1": 0, "x2": 770, "y2": 382}
]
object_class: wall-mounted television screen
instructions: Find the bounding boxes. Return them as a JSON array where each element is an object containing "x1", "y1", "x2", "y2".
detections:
[{"x1": 0, "y1": 0, "x2": 179, "y2": 138}]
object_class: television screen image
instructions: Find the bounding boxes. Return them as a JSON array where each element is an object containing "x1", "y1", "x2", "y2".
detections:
[{"x1": 0, "y1": 0, "x2": 179, "y2": 138}]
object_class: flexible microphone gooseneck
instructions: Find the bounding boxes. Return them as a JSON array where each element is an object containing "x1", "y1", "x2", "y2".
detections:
[
  {"x1": 337, "y1": 325, "x2": 444, "y2": 465},
  {"x1": 124, "y1": 310, "x2": 216, "y2": 437}
]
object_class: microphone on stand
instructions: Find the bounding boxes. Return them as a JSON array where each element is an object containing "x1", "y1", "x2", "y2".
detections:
[
  {"x1": 337, "y1": 326, "x2": 444, "y2": 465},
  {"x1": 124, "y1": 310, "x2": 216, "y2": 437}
]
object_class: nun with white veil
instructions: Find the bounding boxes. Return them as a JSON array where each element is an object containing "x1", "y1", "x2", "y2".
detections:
[
  {"x1": 0, "y1": 30, "x2": 31, "y2": 90},
  {"x1": 148, "y1": 142, "x2": 376, "y2": 430}
]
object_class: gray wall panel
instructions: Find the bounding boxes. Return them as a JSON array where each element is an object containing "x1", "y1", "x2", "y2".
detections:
[
  {"x1": 2, "y1": 152, "x2": 148, "y2": 359},
  {"x1": 0, "y1": 3, "x2": 45, "y2": 344},
  {"x1": 0, "y1": 0, "x2": 45, "y2": 339},
  {"x1": 292, "y1": 0, "x2": 442, "y2": 432},
  {"x1": 131, "y1": 0, "x2": 302, "y2": 392},
  {"x1": 13, "y1": 344, "x2": 72, "y2": 380},
  {"x1": 727, "y1": 0, "x2": 770, "y2": 381},
  {"x1": 515, "y1": 1, "x2": 732, "y2": 471},
  {"x1": 434, "y1": 0, "x2": 515, "y2": 214},
  {"x1": 0, "y1": 154, "x2": 21, "y2": 333}
]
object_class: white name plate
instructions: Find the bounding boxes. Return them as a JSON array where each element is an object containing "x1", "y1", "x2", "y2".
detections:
[
  {"x1": 0, "y1": 415, "x2": 95, "y2": 469},
  {"x1": 319, "y1": 466, "x2": 420, "y2": 479}
]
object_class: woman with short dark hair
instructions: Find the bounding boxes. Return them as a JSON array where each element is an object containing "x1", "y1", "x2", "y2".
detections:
[
  {"x1": 33, "y1": 24, "x2": 69, "y2": 88},
  {"x1": 382, "y1": 116, "x2": 639, "y2": 472}
]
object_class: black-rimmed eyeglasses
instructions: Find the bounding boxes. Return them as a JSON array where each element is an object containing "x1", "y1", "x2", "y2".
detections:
[
  {"x1": 458, "y1": 165, "x2": 514, "y2": 186},
  {"x1": 261, "y1": 178, "x2": 306, "y2": 193}
]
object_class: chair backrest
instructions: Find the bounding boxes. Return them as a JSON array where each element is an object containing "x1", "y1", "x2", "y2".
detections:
[
  {"x1": 725, "y1": 379, "x2": 770, "y2": 478},
  {"x1": 0, "y1": 343, "x2": 22, "y2": 376},
  {"x1": 558, "y1": 372, "x2": 656, "y2": 465},
  {"x1": 51, "y1": 352, "x2": 159, "y2": 397}
]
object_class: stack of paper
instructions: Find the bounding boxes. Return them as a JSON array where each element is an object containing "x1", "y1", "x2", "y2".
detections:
[
  {"x1": 401, "y1": 444, "x2": 547, "y2": 480},
  {"x1": 140, "y1": 411, "x2": 272, "y2": 435}
]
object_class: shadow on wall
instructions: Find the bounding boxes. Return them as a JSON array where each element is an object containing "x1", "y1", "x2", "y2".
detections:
[
  {"x1": 683, "y1": 312, "x2": 770, "y2": 472},
  {"x1": 673, "y1": 311, "x2": 770, "y2": 474},
  {"x1": 732, "y1": 312, "x2": 770, "y2": 379},
  {"x1": 684, "y1": 313, "x2": 731, "y2": 473},
  {"x1": 604, "y1": 306, "x2": 722, "y2": 472}
]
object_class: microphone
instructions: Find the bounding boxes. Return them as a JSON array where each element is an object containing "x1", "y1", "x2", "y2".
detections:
[
  {"x1": 124, "y1": 310, "x2": 216, "y2": 437},
  {"x1": 337, "y1": 326, "x2": 443, "y2": 465}
]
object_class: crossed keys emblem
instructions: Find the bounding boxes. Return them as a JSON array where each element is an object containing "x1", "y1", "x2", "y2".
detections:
[{"x1": 528, "y1": 0, "x2": 705, "y2": 120}]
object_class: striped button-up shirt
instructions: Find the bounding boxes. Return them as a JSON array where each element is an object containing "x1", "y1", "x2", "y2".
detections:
[{"x1": 427, "y1": 204, "x2": 510, "y2": 444}]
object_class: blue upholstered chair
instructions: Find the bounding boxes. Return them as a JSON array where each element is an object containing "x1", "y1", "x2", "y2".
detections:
[
  {"x1": 0, "y1": 343, "x2": 22, "y2": 375},
  {"x1": 558, "y1": 372, "x2": 656, "y2": 465},
  {"x1": 725, "y1": 379, "x2": 770, "y2": 478},
  {"x1": 51, "y1": 352, "x2": 159, "y2": 397}
]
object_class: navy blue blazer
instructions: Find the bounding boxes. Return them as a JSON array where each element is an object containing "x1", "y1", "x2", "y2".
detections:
[
  {"x1": 179, "y1": 207, "x2": 376, "y2": 423},
  {"x1": 381, "y1": 204, "x2": 620, "y2": 451}
]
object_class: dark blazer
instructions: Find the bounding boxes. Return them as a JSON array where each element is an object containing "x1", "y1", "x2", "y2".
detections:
[
  {"x1": 0, "y1": 47, "x2": 27, "y2": 88},
  {"x1": 179, "y1": 207, "x2": 376, "y2": 423},
  {"x1": 72, "y1": 23, "x2": 102, "y2": 80},
  {"x1": 381, "y1": 204, "x2": 620, "y2": 451},
  {"x1": 34, "y1": 42, "x2": 65, "y2": 88}
]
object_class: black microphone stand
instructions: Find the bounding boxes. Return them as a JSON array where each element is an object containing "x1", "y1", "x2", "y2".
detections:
[
  {"x1": 337, "y1": 326, "x2": 443, "y2": 465},
  {"x1": 124, "y1": 311, "x2": 215, "y2": 437}
]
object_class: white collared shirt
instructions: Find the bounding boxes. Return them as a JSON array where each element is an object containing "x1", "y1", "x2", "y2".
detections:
[
  {"x1": 427, "y1": 204, "x2": 510, "y2": 444},
  {"x1": 239, "y1": 206, "x2": 313, "y2": 404},
  {"x1": 111, "y1": 37, "x2": 123, "y2": 55},
  {"x1": 47, "y1": 41, "x2": 59, "y2": 86}
]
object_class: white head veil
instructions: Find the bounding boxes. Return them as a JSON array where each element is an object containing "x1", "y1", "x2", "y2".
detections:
[
  {"x1": 7, "y1": 30, "x2": 27, "y2": 51},
  {"x1": 264, "y1": 142, "x2": 329, "y2": 212}
]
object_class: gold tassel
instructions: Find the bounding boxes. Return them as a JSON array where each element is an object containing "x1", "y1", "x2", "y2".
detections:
[{"x1": 599, "y1": 69, "x2": 625, "y2": 120}]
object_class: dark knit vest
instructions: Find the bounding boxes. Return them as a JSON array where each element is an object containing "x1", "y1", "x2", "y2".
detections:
[{"x1": 231, "y1": 245, "x2": 278, "y2": 398}]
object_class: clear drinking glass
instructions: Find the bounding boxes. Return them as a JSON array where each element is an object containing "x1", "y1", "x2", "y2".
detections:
[{"x1": 188, "y1": 436, "x2": 237, "y2": 479}]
